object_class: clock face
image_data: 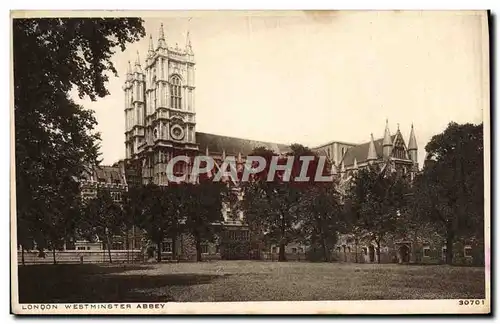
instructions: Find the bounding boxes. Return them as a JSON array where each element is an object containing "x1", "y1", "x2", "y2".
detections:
[{"x1": 170, "y1": 125, "x2": 185, "y2": 140}]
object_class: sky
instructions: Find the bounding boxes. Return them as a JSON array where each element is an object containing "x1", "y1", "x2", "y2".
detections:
[{"x1": 72, "y1": 11, "x2": 487, "y2": 168}]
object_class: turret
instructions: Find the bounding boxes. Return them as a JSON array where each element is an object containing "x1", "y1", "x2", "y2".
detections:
[
  {"x1": 126, "y1": 60, "x2": 133, "y2": 81},
  {"x1": 134, "y1": 51, "x2": 142, "y2": 74},
  {"x1": 408, "y1": 124, "x2": 418, "y2": 163},
  {"x1": 367, "y1": 133, "x2": 377, "y2": 163},
  {"x1": 157, "y1": 23, "x2": 167, "y2": 49},
  {"x1": 148, "y1": 34, "x2": 155, "y2": 57},
  {"x1": 382, "y1": 119, "x2": 393, "y2": 159},
  {"x1": 186, "y1": 31, "x2": 194, "y2": 55}
]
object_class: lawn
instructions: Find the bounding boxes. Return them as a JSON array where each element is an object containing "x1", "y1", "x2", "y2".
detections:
[{"x1": 17, "y1": 261, "x2": 485, "y2": 303}]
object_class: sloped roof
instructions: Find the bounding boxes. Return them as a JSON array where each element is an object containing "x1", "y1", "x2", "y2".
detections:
[
  {"x1": 196, "y1": 132, "x2": 291, "y2": 156},
  {"x1": 342, "y1": 135, "x2": 396, "y2": 167},
  {"x1": 81, "y1": 165, "x2": 126, "y2": 184}
]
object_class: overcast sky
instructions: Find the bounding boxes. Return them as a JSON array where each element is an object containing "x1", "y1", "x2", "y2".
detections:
[{"x1": 72, "y1": 11, "x2": 487, "y2": 167}]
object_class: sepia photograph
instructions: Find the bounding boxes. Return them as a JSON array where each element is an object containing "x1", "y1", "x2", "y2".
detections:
[{"x1": 10, "y1": 10, "x2": 490, "y2": 315}]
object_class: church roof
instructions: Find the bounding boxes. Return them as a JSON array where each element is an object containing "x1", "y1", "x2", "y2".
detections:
[
  {"x1": 196, "y1": 132, "x2": 291, "y2": 156},
  {"x1": 81, "y1": 165, "x2": 127, "y2": 185},
  {"x1": 341, "y1": 135, "x2": 396, "y2": 167}
]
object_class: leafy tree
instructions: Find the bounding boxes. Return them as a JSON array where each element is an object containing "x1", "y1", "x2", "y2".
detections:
[
  {"x1": 242, "y1": 144, "x2": 329, "y2": 261},
  {"x1": 346, "y1": 166, "x2": 410, "y2": 263},
  {"x1": 290, "y1": 145, "x2": 342, "y2": 262},
  {"x1": 298, "y1": 182, "x2": 343, "y2": 262},
  {"x1": 182, "y1": 181, "x2": 226, "y2": 261},
  {"x1": 412, "y1": 122, "x2": 483, "y2": 264},
  {"x1": 138, "y1": 184, "x2": 183, "y2": 262},
  {"x1": 121, "y1": 185, "x2": 148, "y2": 258},
  {"x1": 80, "y1": 190, "x2": 125, "y2": 263},
  {"x1": 14, "y1": 18, "x2": 145, "y2": 256}
]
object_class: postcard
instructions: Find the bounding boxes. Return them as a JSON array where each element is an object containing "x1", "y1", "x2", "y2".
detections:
[{"x1": 10, "y1": 10, "x2": 490, "y2": 315}]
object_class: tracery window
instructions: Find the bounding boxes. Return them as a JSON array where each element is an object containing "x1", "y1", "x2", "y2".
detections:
[{"x1": 170, "y1": 75, "x2": 182, "y2": 109}]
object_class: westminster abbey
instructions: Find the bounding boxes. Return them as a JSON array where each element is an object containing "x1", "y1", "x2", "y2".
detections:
[{"x1": 74, "y1": 25, "x2": 446, "y2": 264}]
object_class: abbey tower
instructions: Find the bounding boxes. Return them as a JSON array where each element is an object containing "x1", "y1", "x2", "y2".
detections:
[{"x1": 123, "y1": 24, "x2": 197, "y2": 186}]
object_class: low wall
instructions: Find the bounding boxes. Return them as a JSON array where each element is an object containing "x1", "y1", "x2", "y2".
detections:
[{"x1": 17, "y1": 250, "x2": 143, "y2": 265}]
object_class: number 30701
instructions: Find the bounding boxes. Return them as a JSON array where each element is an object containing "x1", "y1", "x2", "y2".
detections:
[{"x1": 459, "y1": 300, "x2": 485, "y2": 305}]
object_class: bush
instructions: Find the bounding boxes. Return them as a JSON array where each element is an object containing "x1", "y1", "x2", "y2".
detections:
[{"x1": 220, "y1": 241, "x2": 251, "y2": 260}]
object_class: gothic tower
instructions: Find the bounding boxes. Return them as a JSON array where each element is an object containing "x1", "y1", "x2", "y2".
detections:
[
  {"x1": 123, "y1": 52, "x2": 146, "y2": 161},
  {"x1": 124, "y1": 23, "x2": 198, "y2": 185}
]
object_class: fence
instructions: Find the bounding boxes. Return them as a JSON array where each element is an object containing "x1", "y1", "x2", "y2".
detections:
[{"x1": 17, "y1": 250, "x2": 143, "y2": 265}]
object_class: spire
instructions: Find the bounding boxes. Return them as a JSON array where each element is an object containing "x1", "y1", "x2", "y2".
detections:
[
  {"x1": 157, "y1": 23, "x2": 167, "y2": 49},
  {"x1": 367, "y1": 133, "x2": 377, "y2": 161},
  {"x1": 353, "y1": 157, "x2": 358, "y2": 170},
  {"x1": 383, "y1": 119, "x2": 392, "y2": 147},
  {"x1": 134, "y1": 51, "x2": 142, "y2": 73},
  {"x1": 186, "y1": 31, "x2": 193, "y2": 54},
  {"x1": 205, "y1": 146, "x2": 209, "y2": 156},
  {"x1": 126, "y1": 61, "x2": 132, "y2": 80},
  {"x1": 222, "y1": 149, "x2": 226, "y2": 160},
  {"x1": 159, "y1": 23, "x2": 165, "y2": 39},
  {"x1": 340, "y1": 161, "x2": 346, "y2": 173},
  {"x1": 148, "y1": 34, "x2": 154, "y2": 56},
  {"x1": 408, "y1": 124, "x2": 418, "y2": 150}
]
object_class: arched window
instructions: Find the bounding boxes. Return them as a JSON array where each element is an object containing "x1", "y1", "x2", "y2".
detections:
[{"x1": 170, "y1": 76, "x2": 182, "y2": 109}]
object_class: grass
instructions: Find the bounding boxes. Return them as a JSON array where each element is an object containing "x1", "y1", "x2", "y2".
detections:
[{"x1": 17, "y1": 261, "x2": 485, "y2": 303}]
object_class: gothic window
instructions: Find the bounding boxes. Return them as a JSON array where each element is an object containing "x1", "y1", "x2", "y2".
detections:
[
  {"x1": 393, "y1": 136, "x2": 407, "y2": 159},
  {"x1": 170, "y1": 75, "x2": 182, "y2": 109}
]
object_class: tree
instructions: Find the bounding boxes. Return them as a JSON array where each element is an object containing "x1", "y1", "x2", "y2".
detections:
[
  {"x1": 298, "y1": 182, "x2": 343, "y2": 262},
  {"x1": 346, "y1": 166, "x2": 410, "y2": 263},
  {"x1": 183, "y1": 181, "x2": 226, "y2": 262},
  {"x1": 121, "y1": 185, "x2": 147, "y2": 259},
  {"x1": 412, "y1": 122, "x2": 483, "y2": 264},
  {"x1": 242, "y1": 144, "x2": 329, "y2": 261},
  {"x1": 79, "y1": 190, "x2": 125, "y2": 263},
  {"x1": 137, "y1": 184, "x2": 182, "y2": 262},
  {"x1": 14, "y1": 18, "x2": 145, "y2": 257}
]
